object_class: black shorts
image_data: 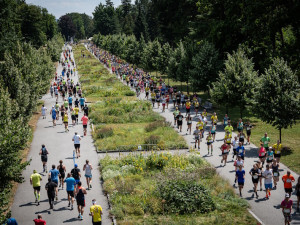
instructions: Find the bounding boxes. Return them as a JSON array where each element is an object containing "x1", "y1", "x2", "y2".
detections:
[
  {"x1": 285, "y1": 188, "x2": 293, "y2": 193},
  {"x1": 177, "y1": 121, "x2": 183, "y2": 126},
  {"x1": 75, "y1": 115, "x2": 78, "y2": 119},
  {"x1": 74, "y1": 144, "x2": 80, "y2": 149},
  {"x1": 238, "y1": 182, "x2": 244, "y2": 186},
  {"x1": 297, "y1": 192, "x2": 300, "y2": 197},
  {"x1": 67, "y1": 190, "x2": 74, "y2": 197},
  {"x1": 274, "y1": 153, "x2": 281, "y2": 158},
  {"x1": 233, "y1": 149, "x2": 237, "y2": 155},
  {"x1": 186, "y1": 108, "x2": 190, "y2": 113},
  {"x1": 207, "y1": 142, "x2": 213, "y2": 146},
  {"x1": 77, "y1": 199, "x2": 85, "y2": 207},
  {"x1": 41, "y1": 156, "x2": 48, "y2": 162},
  {"x1": 237, "y1": 128, "x2": 242, "y2": 133},
  {"x1": 72, "y1": 115, "x2": 76, "y2": 120},
  {"x1": 60, "y1": 173, "x2": 65, "y2": 179},
  {"x1": 69, "y1": 103, "x2": 72, "y2": 107},
  {"x1": 222, "y1": 152, "x2": 228, "y2": 155},
  {"x1": 252, "y1": 178, "x2": 259, "y2": 184},
  {"x1": 267, "y1": 159, "x2": 273, "y2": 163},
  {"x1": 247, "y1": 131, "x2": 251, "y2": 136},
  {"x1": 64, "y1": 121, "x2": 68, "y2": 125},
  {"x1": 93, "y1": 222, "x2": 102, "y2": 225},
  {"x1": 33, "y1": 186, "x2": 41, "y2": 191},
  {"x1": 83, "y1": 125, "x2": 87, "y2": 129},
  {"x1": 61, "y1": 112, "x2": 65, "y2": 116},
  {"x1": 259, "y1": 156, "x2": 265, "y2": 159}
]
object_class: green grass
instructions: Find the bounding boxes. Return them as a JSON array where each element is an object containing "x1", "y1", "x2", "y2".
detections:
[
  {"x1": 100, "y1": 153, "x2": 257, "y2": 225},
  {"x1": 73, "y1": 45, "x2": 187, "y2": 152}
]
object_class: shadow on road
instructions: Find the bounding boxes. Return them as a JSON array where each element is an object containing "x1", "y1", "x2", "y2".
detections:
[{"x1": 63, "y1": 218, "x2": 79, "y2": 223}]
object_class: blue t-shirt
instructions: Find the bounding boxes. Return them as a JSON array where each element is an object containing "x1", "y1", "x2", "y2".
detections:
[
  {"x1": 68, "y1": 97, "x2": 73, "y2": 104},
  {"x1": 236, "y1": 146, "x2": 245, "y2": 156},
  {"x1": 51, "y1": 109, "x2": 56, "y2": 117},
  {"x1": 236, "y1": 170, "x2": 245, "y2": 183},
  {"x1": 79, "y1": 98, "x2": 85, "y2": 105},
  {"x1": 49, "y1": 169, "x2": 59, "y2": 181},
  {"x1": 6, "y1": 218, "x2": 18, "y2": 225},
  {"x1": 64, "y1": 177, "x2": 76, "y2": 191}
]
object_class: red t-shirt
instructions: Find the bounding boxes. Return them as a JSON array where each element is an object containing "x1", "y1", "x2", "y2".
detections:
[
  {"x1": 34, "y1": 219, "x2": 46, "y2": 225},
  {"x1": 81, "y1": 116, "x2": 88, "y2": 125},
  {"x1": 221, "y1": 144, "x2": 228, "y2": 153},
  {"x1": 282, "y1": 174, "x2": 295, "y2": 189}
]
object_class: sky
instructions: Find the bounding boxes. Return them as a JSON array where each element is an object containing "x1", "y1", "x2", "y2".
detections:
[{"x1": 25, "y1": 0, "x2": 124, "y2": 19}]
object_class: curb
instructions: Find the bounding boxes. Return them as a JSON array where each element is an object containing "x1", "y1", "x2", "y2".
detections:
[
  {"x1": 95, "y1": 147, "x2": 189, "y2": 154},
  {"x1": 100, "y1": 178, "x2": 117, "y2": 225}
]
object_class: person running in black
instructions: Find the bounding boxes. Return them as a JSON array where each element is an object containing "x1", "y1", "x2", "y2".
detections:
[
  {"x1": 75, "y1": 181, "x2": 87, "y2": 220},
  {"x1": 83, "y1": 104, "x2": 89, "y2": 117},
  {"x1": 39, "y1": 144, "x2": 49, "y2": 173},
  {"x1": 71, "y1": 164, "x2": 81, "y2": 186},
  {"x1": 45, "y1": 178, "x2": 57, "y2": 209},
  {"x1": 57, "y1": 160, "x2": 66, "y2": 190}
]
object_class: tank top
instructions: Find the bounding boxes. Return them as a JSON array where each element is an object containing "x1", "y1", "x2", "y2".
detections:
[
  {"x1": 259, "y1": 147, "x2": 266, "y2": 157},
  {"x1": 41, "y1": 147, "x2": 47, "y2": 156},
  {"x1": 76, "y1": 187, "x2": 84, "y2": 201},
  {"x1": 85, "y1": 164, "x2": 92, "y2": 176},
  {"x1": 58, "y1": 165, "x2": 65, "y2": 175}
]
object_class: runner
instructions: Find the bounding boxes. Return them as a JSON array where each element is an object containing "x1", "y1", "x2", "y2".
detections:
[
  {"x1": 83, "y1": 160, "x2": 93, "y2": 189},
  {"x1": 161, "y1": 95, "x2": 166, "y2": 112},
  {"x1": 194, "y1": 99, "x2": 199, "y2": 116},
  {"x1": 75, "y1": 98, "x2": 79, "y2": 108},
  {"x1": 60, "y1": 105, "x2": 65, "y2": 122},
  {"x1": 63, "y1": 111, "x2": 69, "y2": 132},
  {"x1": 71, "y1": 109, "x2": 76, "y2": 126},
  {"x1": 71, "y1": 164, "x2": 81, "y2": 185},
  {"x1": 206, "y1": 131, "x2": 213, "y2": 155},
  {"x1": 249, "y1": 164, "x2": 260, "y2": 198},
  {"x1": 202, "y1": 109, "x2": 208, "y2": 125},
  {"x1": 224, "y1": 131, "x2": 232, "y2": 153},
  {"x1": 238, "y1": 130, "x2": 246, "y2": 146},
  {"x1": 211, "y1": 112, "x2": 218, "y2": 125},
  {"x1": 72, "y1": 132, "x2": 82, "y2": 158},
  {"x1": 193, "y1": 126, "x2": 200, "y2": 149},
  {"x1": 237, "y1": 118, "x2": 243, "y2": 133},
  {"x1": 220, "y1": 140, "x2": 229, "y2": 166},
  {"x1": 33, "y1": 215, "x2": 46, "y2": 225},
  {"x1": 81, "y1": 114, "x2": 89, "y2": 136},
  {"x1": 260, "y1": 132, "x2": 270, "y2": 151},
  {"x1": 185, "y1": 100, "x2": 191, "y2": 116},
  {"x1": 39, "y1": 144, "x2": 49, "y2": 173},
  {"x1": 266, "y1": 147, "x2": 274, "y2": 165},
  {"x1": 89, "y1": 199, "x2": 103, "y2": 225},
  {"x1": 83, "y1": 104, "x2": 89, "y2": 117},
  {"x1": 50, "y1": 106, "x2": 57, "y2": 126},
  {"x1": 262, "y1": 164, "x2": 273, "y2": 199},
  {"x1": 68, "y1": 95, "x2": 73, "y2": 110},
  {"x1": 234, "y1": 155, "x2": 244, "y2": 172},
  {"x1": 30, "y1": 170, "x2": 42, "y2": 205},
  {"x1": 64, "y1": 99, "x2": 69, "y2": 111},
  {"x1": 223, "y1": 114, "x2": 230, "y2": 128},
  {"x1": 50, "y1": 85, "x2": 54, "y2": 98},
  {"x1": 224, "y1": 121, "x2": 234, "y2": 134},
  {"x1": 57, "y1": 160, "x2": 66, "y2": 190},
  {"x1": 197, "y1": 119, "x2": 205, "y2": 139},
  {"x1": 296, "y1": 177, "x2": 300, "y2": 212},
  {"x1": 258, "y1": 143, "x2": 266, "y2": 166},
  {"x1": 272, "y1": 160, "x2": 280, "y2": 189},
  {"x1": 64, "y1": 173, "x2": 76, "y2": 210},
  {"x1": 186, "y1": 114, "x2": 192, "y2": 135},
  {"x1": 282, "y1": 171, "x2": 295, "y2": 197},
  {"x1": 41, "y1": 105, "x2": 47, "y2": 119},
  {"x1": 273, "y1": 140, "x2": 283, "y2": 164},
  {"x1": 45, "y1": 178, "x2": 57, "y2": 209},
  {"x1": 245, "y1": 121, "x2": 252, "y2": 144},
  {"x1": 281, "y1": 193, "x2": 293, "y2": 225},
  {"x1": 75, "y1": 181, "x2": 87, "y2": 220},
  {"x1": 74, "y1": 105, "x2": 80, "y2": 124},
  {"x1": 211, "y1": 123, "x2": 216, "y2": 142},
  {"x1": 79, "y1": 96, "x2": 85, "y2": 110},
  {"x1": 257, "y1": 161, "x2": 264, "y2": 191},
  {"x1": 236, "y1": 165, "x2": 245, "y2": 197},
  {"x1": 48, "y1": 164, "x2": 59, "y2": 200},
  {"x1": 232, "y1": 136, "x2": 239, "y2": 159},
  {"x1": 176, "y1": 112, "x2": 184, "y2": 132}
]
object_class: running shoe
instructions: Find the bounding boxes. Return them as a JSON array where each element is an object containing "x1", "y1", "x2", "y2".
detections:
[{"x1": 78, "y1": 214, "x2": 81, "y2": 219}]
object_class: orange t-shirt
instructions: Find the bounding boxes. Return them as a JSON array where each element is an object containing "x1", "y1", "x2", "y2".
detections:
[
  {"x1": 282, "y1": 174, "x2": 295, "y2": 188},
  {"x1": 81, "y1": 116, "x2": 88, "y2": 125}
]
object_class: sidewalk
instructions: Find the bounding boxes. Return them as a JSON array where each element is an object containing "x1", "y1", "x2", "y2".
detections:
[
  {"x1": 11, "y1": 45, "x2": 111, "y2": 225},
  {"x1": 87, "y1": 44, "x2": 300, "y2": 225}
]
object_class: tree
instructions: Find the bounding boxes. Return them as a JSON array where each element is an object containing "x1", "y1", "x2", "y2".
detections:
[
  {"x1": 58, "y1": 14, "x2": 76, "y2": 41},
  {"x1": 254, "y1": 58, "x2": 300, "y2": 142},
  {"x1": 190, "y1": 41, "x2": 221, "y2": 92},
  {"x1": 157, "y1": 42, "x2": 171, "y2": 76},
  {"x1": 134, "y1": 0, "x2": 149, "y2": 41},
  {"x1": 210, "y1": 48, "x2": 258, "y2": 117}
]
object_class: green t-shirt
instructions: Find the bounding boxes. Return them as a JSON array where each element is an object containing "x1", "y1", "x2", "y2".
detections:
[
  {"x1": 64, "y1": 101, "x2": 68, "y2": 108},
  {"x1": 261, "y1": 136, "x2": 270, "y2": 147},
  {"x1": 30, "y1": 173, "x2": 42, "y2": 187},
  {"x1": 224, "y1": 125, "x2": 233, "y2": 134}
]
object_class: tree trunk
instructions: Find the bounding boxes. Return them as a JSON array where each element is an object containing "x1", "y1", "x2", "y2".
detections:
[{"x1": 279, "y1": 127, "x2": 282, "y2": 143}]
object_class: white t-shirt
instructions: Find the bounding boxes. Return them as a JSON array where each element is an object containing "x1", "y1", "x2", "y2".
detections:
[
  {"x1": 263, "y1": 169, "x2": 273, "y2": 184},
  {"x1": 41, "y1": 107, "x2": 47, "y2": 115},
  {"x1": 73, "y1": 135, "x2": 81, "y2": 144},
  {"x1": 84, "y1": 164, "x2": 92, "y2": 176},
  {"x1": 233, "y1": 139, "x2": 239, "y2": 149}
]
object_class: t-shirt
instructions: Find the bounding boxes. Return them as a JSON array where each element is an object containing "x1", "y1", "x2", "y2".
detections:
[
  {"x1": 282, "y1": 174, "x2": 295, "y2": 189},
  {"x1": 197, "y1": 121, "x2": 204, "y2": 129},
  {"x1": 176, "y1": 115, "x2": 184, "y2": 122},
  {"x1": 236, "y1": 170, "x2": 245, "y2": 183},
  {"x1": 71, "y1": 168, "x2": 80, "y2": 180},
  {"x1": 80, "y1": 98, "x2": 85, "y2": 105},
  {"x1": 45, "y1": 181, "x2": 57, "y2": 195},
  {"x1": 33, "y1": 219, "x2": 46, "y2": 225},
  {"x1": 261, "y1": 136, "x2": 270, "y2": 147},
  {"x1": 6, "y1": 218, "x2": 18, "y2": 225},
  {"x1": 263, "y1": 169, "x2": 273, "y2": 184},
  {"x1": 224, "y1": 125, "x2": 233, "y2": 134},
  {"x1": 83, "y1": 106, "x2": 89, "y2": 114},
  {"x1": 81, "y1": 116, "x2": 88, "y2": 125},
  {"x1": 90, "y1": 205, "x2": 102, "y2": 222},
  {"x1": 223, "y1": 117, "x2": 229, "y2": 125},
  {"x1": 64, "y1": 101, "x2": 68, "y2": 108},
  {"x1": 221, "y1": 144, "x2": 228, "y2": 153},
  {"x1": 267, "y1": 151, "x2": 274, "y2": 161},
  {"x1": 30, "y1": 173, "x2": 42, "y2": 187},
  {"x1": 49, "y1": 169, "x2": 59, "y2": 181},
  {"x1": 211, "y1": 115, "x2": 218, "y2": 123},
  {"x1": 249, "y1": 168, "x2": 261, "y2": 179},
  {"x1": 281, "y1": 200, "x2": 293, "y2": 212},
  {"x1": 64, "y1": 177, "x2": 76, "y2": 191},
  {"x1": 74, "y1": 107, "x2": 79, "y2": 115},
  {"x1": 68, "y1": 96, "x2": 73, "y2": 104},
  {"x1": 236, "y1": 146, "x2": 245, "y2": 156},
  {"x1": 273, "y1": 143, "x2": 282, "y2": 154},
  {"x1": 73, "y1": 135, "x2": 81, "y2": 144}
]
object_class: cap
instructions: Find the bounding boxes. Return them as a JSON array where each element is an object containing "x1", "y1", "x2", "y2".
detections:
[
  {"x1": 237, "y1": 155, "x2": 241, "y2": 158},
  {"x1": 74, "y1": 164, "x2": 78, "y2": 168},
  {"x1": 285, "y1": 193, "x2": 290, "y2": 198}
]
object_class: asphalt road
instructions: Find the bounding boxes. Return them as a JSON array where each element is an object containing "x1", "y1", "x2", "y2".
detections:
[
  {"x1": 87, "y1": 43, "x2": 300, "y2": 225},
  {"x1": 11, "y1": 46, "x2": 111, "y2": 225}
]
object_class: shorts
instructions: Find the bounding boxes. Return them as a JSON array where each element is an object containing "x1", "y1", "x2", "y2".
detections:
[
  {"x1": 67, "y1": 190, "x2": 74, "y2": 197},
  {"x1": 69, "y1": 103, "x2": 72, "y2": 107},
  {"x1": 265, "y1": 147, "x2": 269, "y2": 151},
  {"x1": 233, "y1": 149, "x2": 237, "y2": 155},
  {"x1": 211, "y1": 131, "x2": 215, "y2": 134},
  {"x1": 238, "y1": 182, "x2": 244, "y2": 186},
  {"x1": 186, "y1": 108, "x2": 190, "y2": 113},
  {"x1": 247, "y1": 131, "x2": 251, "y2": 136},
  {"x1": 75, "y1": 179, "x2": 80, "y2": 184},
  {"x1": 152, "y1": 99, "x2": 155, "y2": 102},
  {"x1": 74, "y1": 144, "x2": 80, "y2": 149},
  {"x1": 33, "y1": 186, "x2": 41, "y2": 191},
  {"x1": 52, "y1": 116, "x2": 56, "y2": 120},
  {"x1": 85, "y1": 174, "x2": 92, "y2": 178},
  {"x1": 265, "y1": 183, "x2": 273, "y2": 190},
  {"x1": 41, "y1": 156, "x2": 48, "y2": 162},
  {"x1": 274, "y1": 153, "x2": 281, "y2": 158},
  {"x1": 177, "y1": 121, "x2": 182, "y2": 126},
  {"x1": 52, "y1": 179, "x2": 58, "y2": 185},
  {"x1": 61, "y1": 112, "x2": 65, "y2": 116},
  {"x1": 60, "y1": 173, "x2": 65, "y2": 179},
  {"x1": 259, "y1": 156, "x2": 265, "y2": 159},
  {"x1": 77, "y1": 199, "x2": 85, "y2": 207},
  {"x1": 237, "y1": 128, "x2": 242, "y2": 133},
  {"x1": 83, "y1": 125, "x2": 87, "y2": 129},
  {"x1": 267, "y1": 159, "x2": 273, "y2": 163},
  {"x1": 93, "y1": 221, "x2": 102, "y2": 225},
  {"x1": 285, "y1": 188, "x2": 293, "y2": 193},
  {"x1": 207, "y1": 142, "x2": 213, "y2": 146},
  {"x1": 222, "y1": 152, "x2": 228, "y2": 155},
  {"x1": 75, "y1": 115, "x2": 78, "y2": 119},
  {"x1": 72, "y1": 115, "x2": 76, "y2": 120},
  {"x1": 252, "y1": 178, "x2": 259, "y2": 184},
  {"x1": 194, "y1": 136, "x2": 199, "y2": 140},
  {"x1": 297, "y1": 192, "x2": 300, "y2": 197},
  {"x1": 239, "y1": 138, "x2": 244, "y2": 142},
  {"x1": 64, "y1": 122, "x2": 68, "y2": 125}
]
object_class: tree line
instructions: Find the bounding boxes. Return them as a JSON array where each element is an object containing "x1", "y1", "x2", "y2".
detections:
[{"x1": 0, "y1": 0, "x2": 64, "y2": 222}]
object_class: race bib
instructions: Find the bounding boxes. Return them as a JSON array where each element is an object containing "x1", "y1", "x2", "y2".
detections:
[
  {"x1": 286, "y1": 179, "x2": 291, "y2": 183},
  {"x1": 261, "y1": 152, "x2": 265, "y2": 156},
  {"x1": 283, "y1": 208, "x2": 290, "y2": 213},
  {"x1": 246, "y1": 127, "x2": 250, "y2": 130},
  {"x1": 274, "y1": 172, "x2": 278, "y2": 177},
  {"x1": 239, "y1": 149, "x2": 243, "y2": 153},
  {"x1": 223, "y1": 150, "x2": 228, "y2": 153},
  {"x1": 253, "y1": 175, "x2": 258, "y2": 179},
  {"x1": 277, "y1": 151, "x2": 281, "y2": 154},
  {"x1": 264, "y1": 141, "x2": 268, "y2": 145},
  {"x1": 227, "y1": 138, "x2": 231, "y2": 142}
]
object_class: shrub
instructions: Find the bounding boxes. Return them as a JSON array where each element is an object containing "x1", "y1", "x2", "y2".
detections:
[
  {"x1": 158, "y1": 180, "x2": 215, "y2": 214},
  {"x1": 124, "y1": 90, "x2": 135, "y2": 96},
  {"x1": 96, "y1": 127, "x2": 114, "y2": 139},
  {"x1": 102, "y1": 169, "x2": 121, "y2": 180},
  {"x1": 146, "y1": 153, "x2": 168, "y2": 170},
  {"x1": 145, "y1": 120, "x2": 168, "y2": 132},
  {"x1": 144, "y1": 135, "x2": 160, "y2": 145}
]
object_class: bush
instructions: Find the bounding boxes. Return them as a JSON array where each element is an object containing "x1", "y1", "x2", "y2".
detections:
[
  {"x1": 96, "y1": 127, "x2": 114, "y2": 139},
  {"x1": 144, "y1": 135, "x2": 160, "y2": 145},
  {"x1": 159, "y1": 180, "x2": 215, "y2": 214},
  {"x1": 145, "y1": 120, "x2": 169, "y2": 132}
]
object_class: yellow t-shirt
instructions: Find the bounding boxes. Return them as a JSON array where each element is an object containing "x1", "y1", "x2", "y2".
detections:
[
  {"x1": 211, "y1": 115, "x2": 218, "y2": 123},
  {"x1": 30, "y1": 173, "x2": 42, "y2": 187},
  {"x1": 273, "y1": 143, "x2": 282, "y2": 154},
  {"x1": 202, "y1": 112, "x2": 207, "y2": 117},
  {"x1": 63, "y1": 114, "x2": 68, "y2": 122},
  {"x1": 90, "y1": 205, "x2": 102, "y2": 222},
  {"x1": 197, "y1": 121, "x2": 204, "y2": 130},
  {"x1": 225, "y1": 134, "x2": 232, "y2": 143},
  {"x1": 74, "y1": 107, "x2": 79, "y2": 115}
]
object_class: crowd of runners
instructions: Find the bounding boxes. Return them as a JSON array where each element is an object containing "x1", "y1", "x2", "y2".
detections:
[
  {"x1": 87, "y1": 43, "x2": 300, "y2": 225},
  {"x1": 6, "y1": 45, "x2": 104, "y2": 225}
]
